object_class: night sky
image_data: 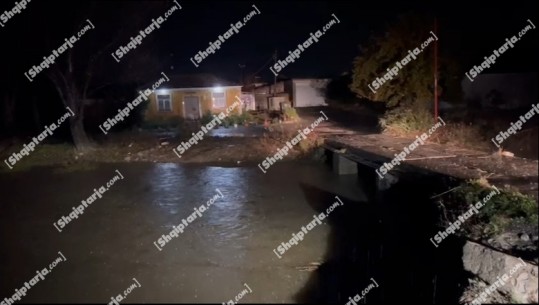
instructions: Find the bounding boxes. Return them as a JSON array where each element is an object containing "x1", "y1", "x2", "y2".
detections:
[
  {"x1": 1, "y1": 0, "x2": 538, "y2": 87},
  {"x1": 158, "y1": 0, "x2": 539, "y2": 81}
]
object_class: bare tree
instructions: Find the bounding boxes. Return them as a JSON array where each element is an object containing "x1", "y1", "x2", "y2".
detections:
[{"x1": 24, "y1": 1, "x2": 168, "y2": 151}]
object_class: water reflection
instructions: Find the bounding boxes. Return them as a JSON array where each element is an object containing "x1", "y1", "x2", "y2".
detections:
[{"x1": 0, "y1": 161, "x2": 363, "y2": 303}]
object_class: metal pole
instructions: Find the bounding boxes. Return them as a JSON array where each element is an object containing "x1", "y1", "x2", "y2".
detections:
[
  {"x1": 273, "y1": 50, "x2": 277, "y2": 93},
  {"x1": 434, "y1": 18, "x2": 439, "y2": 121},
  {"x1": 271, "y1": 50, "x2": 277, "y2": 110}
]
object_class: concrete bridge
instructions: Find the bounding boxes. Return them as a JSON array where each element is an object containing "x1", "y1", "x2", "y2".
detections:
[{"x1": 322, "y1": 133, "x2": 538, "y2": 303}]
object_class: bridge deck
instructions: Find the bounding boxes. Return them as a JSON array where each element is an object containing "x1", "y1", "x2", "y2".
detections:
[{"x1": 324, "y1": 134, "x2": 539, "y2": 200}]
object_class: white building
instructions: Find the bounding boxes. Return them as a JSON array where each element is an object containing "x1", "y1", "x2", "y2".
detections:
[{"x1": 252, "y1": 78, "x2": 329, "y2": 110}]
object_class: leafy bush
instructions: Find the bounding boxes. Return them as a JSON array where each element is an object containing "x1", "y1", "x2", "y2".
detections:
[
  {"x1": 227, "y1": 115, "x2": 239, "y2": 126},
  {"x1": 220, "y1": 116, "x2": 232, "y2": 128},
  {"x1": 457, "y1": 182, "x2": 538, "y2": 234},
  {"x1": 443, "y1": 181, "x2": 538, "y2": 237},
  {"x1": 200, "y1": 110, "x2": 214, "y2": 125},
  {"x1": 284, "y1": 107, "x2": 299, "y2": 121},
  {"x1": 380, "y1": 105, "x2": 489, "y2": 150},
  {"x1": 238, "y1": 112, "x2": 254, "y2": 125},
  {"x1": 379, "y1": 106, "x2": 434, "y2": 135},
  {"x1": 350, "y1": 14, "x2": 462, "y2": 109},
  {"x1": 218, "y1": 113, "x2": 255, "y2": 127}
]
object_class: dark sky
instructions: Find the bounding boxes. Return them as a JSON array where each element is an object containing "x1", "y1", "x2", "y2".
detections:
[
  {"x1": 159, "y1": 0, "x2": 539, "y2": 82},
  {"x1": 1, "y1": 0, "x2": 538, "y2": 85}
]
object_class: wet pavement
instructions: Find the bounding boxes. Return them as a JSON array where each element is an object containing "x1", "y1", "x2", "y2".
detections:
[{"x1": 0, "y1": 161, "x2": 365, "y2": 303}]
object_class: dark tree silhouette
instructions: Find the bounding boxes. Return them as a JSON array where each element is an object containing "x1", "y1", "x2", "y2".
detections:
[{"x1": 3, "y1": 1, "x2": 169, "y2": 150}]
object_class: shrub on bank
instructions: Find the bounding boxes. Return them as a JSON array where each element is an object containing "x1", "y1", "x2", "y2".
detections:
[
  {"x1": 439, "y1": 180, "x2": 538, "y2": 239},
  {"x1": 379, "y1": 105, "x2": 489, "y2": 151},
  {"x1": 284, "y1": 107, "x2": 299, "y2": 121},
  {"x1": 379, "y1": 106, "x2": 434, "y2": 135}
]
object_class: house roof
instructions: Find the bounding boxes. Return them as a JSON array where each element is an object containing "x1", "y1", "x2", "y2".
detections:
[
  {"x1": 164, "y1": 74, "x2": 240, "y2": 89},
  {"x1": 138, "y1": 73, "x2": 240, "y2": 91}
]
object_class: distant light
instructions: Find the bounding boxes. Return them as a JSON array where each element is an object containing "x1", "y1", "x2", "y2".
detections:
[
  {"x1": 213, "y1": 86, "x2": 224, "y2": 93},
  {"x1": 156, "y1": 89, "x2": 169, "y2": 95}
]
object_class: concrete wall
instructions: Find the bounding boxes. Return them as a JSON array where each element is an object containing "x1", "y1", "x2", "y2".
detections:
[
  {"x1": 463, "y1": 241, "x2": 538, "y2": 303},
  {"x1": 292, "y1": 79, "x2": 329, "y2": 107}
]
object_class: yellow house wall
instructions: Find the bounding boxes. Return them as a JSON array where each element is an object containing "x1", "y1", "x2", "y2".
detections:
[{"x1": 145, "y1": 87, "x2": 242, "y2": 121}]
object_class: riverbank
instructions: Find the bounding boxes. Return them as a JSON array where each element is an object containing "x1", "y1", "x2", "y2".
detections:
[{"x1": 0, "y1": 125, "x2": 324, "y2": 173}]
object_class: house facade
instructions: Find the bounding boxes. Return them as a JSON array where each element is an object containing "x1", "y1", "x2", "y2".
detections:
[
  {"x1": 144, "y1": 74, "x2": 242, "y2": 121},
  {"x1": 251, "y1": 78, "x2": 329, "y2": 110}
]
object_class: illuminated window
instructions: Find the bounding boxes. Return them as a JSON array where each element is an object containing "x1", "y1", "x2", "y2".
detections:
[
  {"x1": 212, "y1": 91, "x2": 226, "y2": 108},
  {"x1": 157, "y1": 94, "x2": 171, "y2": 112}
]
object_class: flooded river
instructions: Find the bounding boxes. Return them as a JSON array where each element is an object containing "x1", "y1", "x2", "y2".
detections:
[{"x1": 0, "y1": 161, "x2": 367, "y2": 303}]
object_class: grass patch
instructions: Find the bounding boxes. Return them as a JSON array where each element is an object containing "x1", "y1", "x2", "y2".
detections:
[
  {"x1": 428, "y1": 122, "x2": 490, "y2": 151},
  {"x1": 380, "y1": 106, "x2": 490, "y2": 151},
  {"x1": 0, "y1": 143, "x2": 76, "y2": 172}
]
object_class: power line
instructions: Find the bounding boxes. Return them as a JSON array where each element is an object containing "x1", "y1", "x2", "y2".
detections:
[{"x1": 247, "y1": 52, "x2": 277, "y2": 80}]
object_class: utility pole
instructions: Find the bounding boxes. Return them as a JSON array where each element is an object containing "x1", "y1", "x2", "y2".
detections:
[
  {"x1": 273, "y1": 50, "x2": 277, "y2": 93},
  {"x1": 270, "y1": 50, "x2": 277, "y2": 109},
  {"x1": 434, "y1": 18, "x2": 439, "y2": 121}
]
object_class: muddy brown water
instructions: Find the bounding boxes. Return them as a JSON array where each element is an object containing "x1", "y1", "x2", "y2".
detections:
[{"x1": 0, "y1": 161, "x2": 366, "y2": 303}]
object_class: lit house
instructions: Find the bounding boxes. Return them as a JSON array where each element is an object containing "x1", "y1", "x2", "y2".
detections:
[{"x1": 144, "y1": 74, "x2": 242, "y2": 120}]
